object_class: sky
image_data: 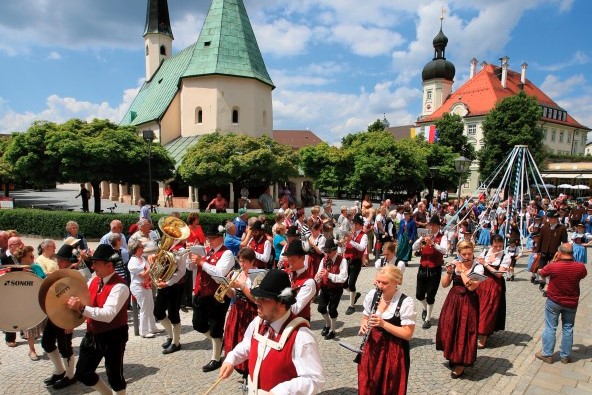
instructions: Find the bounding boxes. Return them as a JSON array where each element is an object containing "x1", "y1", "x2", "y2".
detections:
[{"x1": 0, "y1": 0, "x2": 590, "y2": 145}]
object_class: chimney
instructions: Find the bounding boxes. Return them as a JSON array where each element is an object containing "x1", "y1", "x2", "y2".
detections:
[
  {"x1": 480, "y1": 61, "x2": 487, "y2": 70},
  {"x1": 501, "y1": 56, "x2": 509, "y2": 88},
  {"x1": 521, "y1": 62, "x2": 528, "y2": 84},
  {"x1": 470, "y1": 58, "x2": 478, "y2": 78}
]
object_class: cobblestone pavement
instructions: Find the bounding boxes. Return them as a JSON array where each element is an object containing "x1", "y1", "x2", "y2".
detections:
[{"x1": 1, "y1": 238, "x2": 591, "y2": 394}]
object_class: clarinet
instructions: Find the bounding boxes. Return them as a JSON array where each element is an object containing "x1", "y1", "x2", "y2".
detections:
[{"x1": 354, "y1": 287, "x2": 383, "y2": 364}]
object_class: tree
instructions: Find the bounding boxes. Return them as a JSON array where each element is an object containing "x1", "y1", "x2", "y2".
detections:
[
  {"x1": 424, "y1": 143, "x2": 460, "y2": 200},
  {"x1": 479, "y1": 91, "x2": 545, "y2": 181},
  {"x1": 392, "y1": 138, "x2": 430, "y2": 198},
  {"x1": 0, "y1": 136, "x2": 14, "y2": 196},
  {"x1": 178, "y1": 133, "x2": 299, "y2": 211},
  {"x1": 435, "y1": 113, "x2": 476, "y2": 160},
  {"x1": 298, "y1": 143, "x2": 349, "y2": 193}
]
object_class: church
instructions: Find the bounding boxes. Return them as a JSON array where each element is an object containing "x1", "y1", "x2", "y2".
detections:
[
  {"x1": 117, "y1": 0, "x2": 319, "y2": 208},
  {"x1": 415, "y1": 18, "x2": 591, "y2": 195}
]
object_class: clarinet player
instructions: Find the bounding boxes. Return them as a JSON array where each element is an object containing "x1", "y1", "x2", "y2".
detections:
[{"x1": 357, "y1": 265, "x2": 416, "y2": 395}]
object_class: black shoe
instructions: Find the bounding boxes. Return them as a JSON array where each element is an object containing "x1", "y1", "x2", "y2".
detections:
[
  {"x1": 202, "y1": 359, "x2": 222, "y2": 372},
  {"x1": 404, "y1": 262, "x2": 409, "y2": 267},
  {"x1": 542, "y1": 291, "x2": 547, "y2": 298},
  {"x1": 539, "y1": 283, "x2": 545, "y2": 291},
  {"x1": 533, "y1": 280, "x2": 540, "y2": 285},
  {"x1": 52, "y1": 376, "x2": 76, "y2": 389},
  {"x1": 44, "y1": 372, "x2": 65, "y2": 386},
  {"x1": 451, "y1": 370, "x2": 464, "y2": 379},
  {"x1": 510, "y1": 275, "x2": 515, "y2": 282},
  {"x1": 354, "y1": 292, "x2": 361, "y2": 304},
  {"x1": 324, "y1": 331, "x2": 336, "y2": 340},
  {"x1": 422, "y1": 310, "x2": 427, "y2": 321},
  {"x1": 506, "y1": 276, "x2": 511, "y2": 282},
  {"x1": 161, "y1": 337, "x2": 172, "y2": 348},
  {"x1": 162, "y1": 343, "x2": 181, "y2": 354},
  {"x1": 321, "y1": 326, "x2": 330, "y2": 336},
  {"x1": 345, "y1": 306, "x2": 355, "y2": 315},
  {"x1": 530, "y1": 277, "x2": 535, "y2": 284},
  {"x1": 180, "y1": 306, "x2": 189, "y2": 313},
  {"x1": 422, "y1": 320, "x2": 431, "y2": 329}
]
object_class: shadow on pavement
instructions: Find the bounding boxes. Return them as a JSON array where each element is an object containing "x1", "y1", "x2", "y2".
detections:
[
  {"x1": 465, "y1": 356, "x2": 515, "y2": 381},
  {"x1": 410, "y1": 337, "x2": 434, "y2": 349},
  {"x1": 486, "y1": 331, "x2": 532, "y2": 349},
  {"x1": 123, "y1": 363, "x2": 160, "y2": 384},
  {"x1": 319, "y1": 387, "x2": 357, "y2": 394}
]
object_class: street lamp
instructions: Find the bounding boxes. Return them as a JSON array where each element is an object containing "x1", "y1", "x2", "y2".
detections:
[
  {"x1": 429, "y1": 166, "x2": 439, "y2": 201},
  {"x1": 454, "y1": 156, "x2": 471, "y2": 199},
  {"x1": 142, "y1": 130, "x2": 155, "y2": 207}
]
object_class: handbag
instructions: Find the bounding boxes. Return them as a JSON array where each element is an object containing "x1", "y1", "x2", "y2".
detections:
[{"x1": 78, "y1": 260, "x2": 92, "y2": 280}]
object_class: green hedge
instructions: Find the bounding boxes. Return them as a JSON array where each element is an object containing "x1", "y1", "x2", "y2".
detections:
[{"x1": 0, "y1": 209, "x2": 270, "y2": 239}]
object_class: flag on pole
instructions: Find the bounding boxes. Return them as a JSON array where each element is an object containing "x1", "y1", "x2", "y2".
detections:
[
  {"x1": 410, "y1": 127, "x2": 416, "y2": 138},
  {"x1": 428, "y1": 125, "x2": 439, "y2": 143}
]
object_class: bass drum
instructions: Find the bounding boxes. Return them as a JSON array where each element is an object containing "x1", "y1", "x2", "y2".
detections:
[{"x1": 0, "y1": 267, "x2": 46, "y2": 331}]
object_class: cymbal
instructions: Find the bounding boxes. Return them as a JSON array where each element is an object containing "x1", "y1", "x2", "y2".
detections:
[
  {"x1": 38, "y1": 269, "x2": 86, "y2": 313},
  {"x1": 44, "y1": 273, "x2": 90, "y2": 330}
]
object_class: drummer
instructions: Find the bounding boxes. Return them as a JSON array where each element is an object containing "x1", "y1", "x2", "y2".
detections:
[{"x1": 41, "y1": 244, "x2": 78, "y2": 389}]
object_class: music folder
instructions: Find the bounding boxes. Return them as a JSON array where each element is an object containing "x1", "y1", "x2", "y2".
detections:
[
  {"x1": 247, "y1": 269, "x2": 266, "y2": 282},
  {"x1": 209, "y1": 275, "x2": 230, "y2": 286},
  {"x1": 468, "y1": 272, "x2": 488, "y2": 282},
  {"x1": 189, "y1": 245, "x2": 206, "y2": 257}
]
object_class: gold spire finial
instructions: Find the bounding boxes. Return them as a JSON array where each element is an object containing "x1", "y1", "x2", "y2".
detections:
[{"x1": 440, "y1": 6, "x2": 447, "y2": 21}]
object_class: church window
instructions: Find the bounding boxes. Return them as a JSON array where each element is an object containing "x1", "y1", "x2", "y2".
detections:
[
  {"x1": 205, "y1": 41, "x2": 211, "y2": 47},
  {"x1": 467, "y1": 124, "x2": 477, "y2": 135},
  {"x1": 232, "y1": 108, "x2": 239, "y2": 124},
  {"x1": 145, "y1": 45, "x2": 149, "y2": 56},
  {"x1": 426, "y1": 90, "x2": 432, "y2": 101},
  {"x1": 551, "y1": 130, "x2": 556, "y2": 141},
  {"x1": 195, "y1": 107, "x2": 203, "y2": 124},
  {"x1": 559, "y1": 131, "x2": 564, "y2": 142},
  {"x1": 562, "y1": 112, "x2": 567, "y2": 122},
  {"x1": 160, "y1": 45, "x2": 166, "y2": 56},
  {"x1": 552, "y1": 109, "x2": 557, "y2": 119}
]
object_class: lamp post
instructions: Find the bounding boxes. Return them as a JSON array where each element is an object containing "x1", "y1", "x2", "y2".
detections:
[
  {"x1": 429, "y1": 166, "x2": 439, "y2": 201},
  {"x1": 142, "y1": 130, "x2": 155, "y2": 207},
  {"x1": 454, "y1": 156, "x2": 471, "y2": 199}
]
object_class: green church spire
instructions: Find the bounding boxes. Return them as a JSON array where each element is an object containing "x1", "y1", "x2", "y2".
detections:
[
  {"x1": 144, "y1": 0, "x2": 174, "y2": 38},
  {"x1": 183, "y1": 0, "x2": 274, "y2": 88}
]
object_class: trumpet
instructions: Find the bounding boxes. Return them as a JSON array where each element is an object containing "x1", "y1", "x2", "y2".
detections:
[{"x1": 214, "y1": 270, "x2": 241, "y2": 303}]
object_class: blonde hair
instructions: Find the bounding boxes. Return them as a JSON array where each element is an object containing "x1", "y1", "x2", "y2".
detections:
[
  {"x1": 457, "y1": 240, "x2": 474, "y2": 253},
  {"x1": 382, "y1": 242, "x2": 396, "y2": 254},
  {"x1": 377, "y1": 264, "x2": 403, "y2": 285}
]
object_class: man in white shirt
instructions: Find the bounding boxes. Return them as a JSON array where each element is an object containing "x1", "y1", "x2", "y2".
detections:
[
  {"x1": 67, "y1": 244, "x2": 130, "y2": 395},
  {"x1": 220, "y1": 269, "x2": 325, "y2": 394}
]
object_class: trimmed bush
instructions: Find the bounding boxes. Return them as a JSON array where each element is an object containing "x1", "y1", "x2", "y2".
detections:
[{"x1": 0, "y1": 209, "x2": 271, "y2": 239}]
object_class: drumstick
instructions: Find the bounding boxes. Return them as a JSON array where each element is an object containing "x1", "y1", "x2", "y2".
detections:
[{"x1": 203, "y1": 376, "x2": 224, "y2": 395}]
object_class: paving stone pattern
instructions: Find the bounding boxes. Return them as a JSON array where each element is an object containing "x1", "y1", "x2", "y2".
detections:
[{"x1": 1, "y1": 241, "x2": 591, "y2": 394}]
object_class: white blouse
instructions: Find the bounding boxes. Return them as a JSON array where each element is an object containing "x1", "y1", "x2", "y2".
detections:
[{"x1": 363, "y1": 289, "x2": 416, "y2": 326}]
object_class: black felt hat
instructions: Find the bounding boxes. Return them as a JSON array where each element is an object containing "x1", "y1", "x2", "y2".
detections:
[
  {"x1": 55, "y1": 244, "x2": 74, "y2": 260},
  {"x1": 91, "y1": 244, "x2": 119, "y2": 263},
  {"x1": 282, "y1": 240, "x2": 306, "y2": 256},
  {"x1": 322, "y1": 239, "x2": 338, "y2": 252},
  {"x1": 251, "y1": 220, "x2": 265, "y2": 231},
  {"x1": 429, "y1": 216, "x2": 441, "y2": 226},
  {"x1": 286, "y1": 225, "x2": 300, "y2": 237},
  {"x1": 352, "y1": 213, "x2": 365, "y2": 224},
  {"x1": 251, "y1": 269, "x2": 292, "y2": 300},
  {"x1": 205, "y1": 223, "x2": 225, "y2": 236},
  {"x1": 546, "y1": 209, "x2": 559, "y2": 218}
]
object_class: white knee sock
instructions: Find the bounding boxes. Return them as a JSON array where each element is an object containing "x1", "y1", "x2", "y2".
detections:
[
  {"x1": 426, "y1": 304, "x2": 434, "y2": 321},
  {"x1": 322, "y1": 313, "x2": 331, "y2": 327},
  {"x1": 160, "y1": 317, "x2": 173, "y2": 339},
  {"x1": 211, "y1": 338, "x2": 223, "y2": 361},
  {"x1": 203, "y1": 330, "x2": 212, "y2": 340},
  {"x1": 330, "y1": 318, "x2": 337, "y2": 332},
  {"x1": 420, "y1": 299, "x2": 428, "y2": 311},
  {"x1": 172, "y1": 323, "x2": 181, "y2": 346},
  {"x1": 114, "y1": 390, "x2": 126, "y2": 395},
  {"x1": 63, "y1": 355, "x2": 75, "y2": 379},
  {"x1": 92, "y1": 378, "x2": 111, "y2": 395},
  {"x1": 47, "y1": 349, "x2": 65, "y2": 375}
]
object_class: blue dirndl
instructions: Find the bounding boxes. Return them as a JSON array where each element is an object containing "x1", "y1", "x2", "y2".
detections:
[
  {"x1": 477, "y1": 228, "x2": 491, "y2": 246},
  {"x1": 573, "y1": 243, "x2": 587, "y2": 264}
]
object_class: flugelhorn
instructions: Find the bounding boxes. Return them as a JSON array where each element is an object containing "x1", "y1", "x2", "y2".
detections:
[
  {"x1": 214, "y1": 270, "x2": 241, "y2": 303},
  {"x1": 149, "y1": 216, "x2": 190, "y2": 288}
]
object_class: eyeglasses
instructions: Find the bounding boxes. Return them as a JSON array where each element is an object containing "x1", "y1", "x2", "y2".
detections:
[{"x1": 8, "y1": 243, "x2": 21, "y2": 247}]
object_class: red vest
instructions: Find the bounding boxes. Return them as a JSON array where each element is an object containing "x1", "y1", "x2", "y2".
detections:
[
  {"x1": 344, "y1": 231, "x2": 365, "y2": 260},
  {"x1": 248, "y1": 314, "x2": 308, "y2": 391},
  {"x1": 86, "y1": 274, "x2": 128, "y2": 334},
  {"x1": 194, "y1": 246, "x2": 228, "y2": 297},
  {"x1": 321, "y1": 254, "x2": 343, "y2": 289},
  {"x1": 291, "y1": 270, "x2": 314, "y2": 321},
  {"x1": 419, "y1": 232, "x2": 444, "y2": 269},
  {"x1": 249, "y1": 236, "x2": 268, "y2": 269}
]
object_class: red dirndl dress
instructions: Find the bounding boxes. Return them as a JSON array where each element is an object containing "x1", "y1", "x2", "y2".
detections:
[
  {"x1": 223, "y1": 291, "x2": 257, "y2": 374},
  {"x1": 435, "y1": 272, "x2": 479, "y2": 366},
  {"x1": 358, "y1": 295, "x2": 410, "y2": 395},
  {"x1": 476, "y1": 270, "x2": 506, "y2": 336}
]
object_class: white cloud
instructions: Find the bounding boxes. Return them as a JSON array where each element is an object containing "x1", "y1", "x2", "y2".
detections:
[
  {"x1": 328, "y1": 24, "x2": 405, "y2": 57},
  {"x1": 47, "y1": 51, "x2": 61, "y2": 60},
  {"x1": 540, "y1": 74, "x2": 586, "y2": 99},
  {"x1": 171, "y1": 13, "x2": 203, "y2": 52},
  {"x1": 534, "y1": 51, "x2": 590, "y2": 72},
  {"x1": 253, "y1": 19, "x2": 314, "y2": 56},
  {"x1": 0, "y1": 86, "x2": 140, "y2": 134}
]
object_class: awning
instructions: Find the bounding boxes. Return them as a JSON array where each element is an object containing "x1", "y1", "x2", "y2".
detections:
[{"x1": 540, "y1": 172, "x2": 592, "y2": 179}]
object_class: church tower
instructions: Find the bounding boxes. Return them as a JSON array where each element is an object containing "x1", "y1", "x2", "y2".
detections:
[
  {"x1": 421, "y1": 13, "x2": 455, "y2": 117},
  {"x1": 144, "y1": 0, "x2": 174, "y2": 81}
]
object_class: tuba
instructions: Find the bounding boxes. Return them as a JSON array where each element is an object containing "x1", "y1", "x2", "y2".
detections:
[{"x1": 149, "y1": 216, "x2": 190, "y2": 288}]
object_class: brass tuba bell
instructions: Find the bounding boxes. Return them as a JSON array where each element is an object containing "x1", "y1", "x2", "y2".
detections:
[{"x1": 149, "y1": 216, "x2": 190, "y2": 288}]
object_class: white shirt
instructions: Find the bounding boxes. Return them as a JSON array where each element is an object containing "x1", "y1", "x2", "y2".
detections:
[
  {"x1": 127, "y1": 255, "x2": 148, "y2": 289},
  {"x1": 316, "y1": 255, "x2": 348, "y2": 284},
  {"x1": 249, "y1": 236, "x2": 272, "y2": 264},
  {"x1": 224, "y1": 310, "x2": 325, "y2": 394},
  {"x1": 374, "y1": 256, "x2": 406, "y2": 274},
  {"x1": 291, "y1": 257, "x2": 316, "y2": 317},
  {"x1": 309, "y1": 234, "x2": 326, "y2": 255},
  {"x1": 83, "y1": 272, "x2": 130, "y2": 323},
  {"x1": 478, "y1": 249, "x2": 509, "y2": 269},
  {"x1": 349, "y1": 230, "x2": 368, "y2": 252},
  {"x1": 363, "y1": 289, "x2": 416, "y2": 326},
  {"x1": 411, "y1": 232, "x2": 448, "y2": 254},
  {"x1": 191, "y1": 245, "x2": 235, "y2": 279}
]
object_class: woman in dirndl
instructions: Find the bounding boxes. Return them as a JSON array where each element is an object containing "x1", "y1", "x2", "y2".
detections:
[
  {"x1": 571, "y1": 223, "x2": 590, "y2": 264},
  {"x1": 396, "y1": 209, "x2": 417, "y2": 266},
  {"x1": 476, "y1": 209, "x2": 492, "y2": 246},
  {"x1": 223, "y1": 247, "x2": 259, "y2": 386},
  {"x1": 436, "y1": 240, "x2": 484, "y2": 379},
  {"x1": 358, "y1": 265, "x2": 416, "y2": 395},
  {"x1": 14, "y1": 245, "x2": 46, "y2": 361}
]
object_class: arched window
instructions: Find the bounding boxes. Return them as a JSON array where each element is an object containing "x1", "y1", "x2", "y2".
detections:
[
  {"x1": 195, "y1": 107, "x2": 203, "y2": 124},
  {"x1": 232, "y1": 108, "x2": 239, "y2": 124},
  {"x1": 145, "y1": 45, "x2": 149, "y2": 56},
  {"x1": 160, "y1": 45, "x2": 166, "y2": 56}
]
